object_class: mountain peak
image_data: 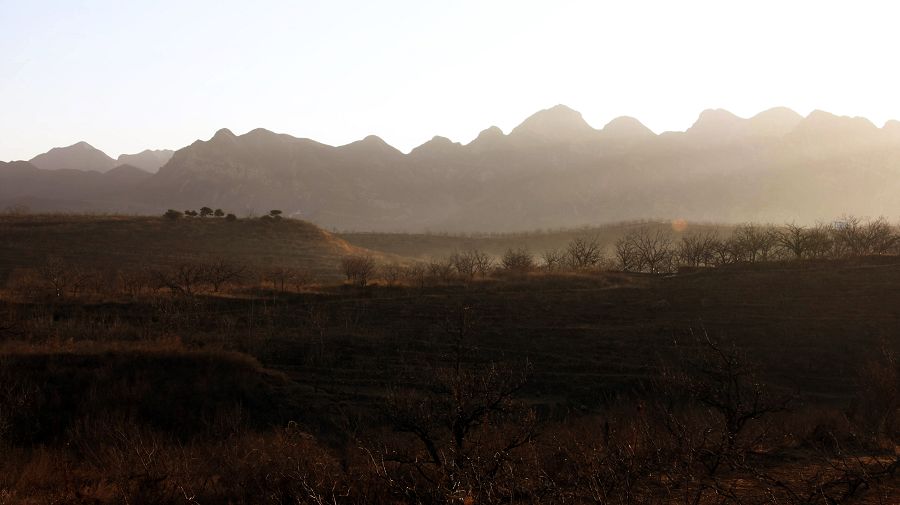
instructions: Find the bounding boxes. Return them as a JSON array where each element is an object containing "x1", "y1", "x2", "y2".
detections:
[
  {"x1": 745, "y1": 107, "x2": 804, "y2": 137},
  {"x1": 29, "y1": 141, "x2": 117, "y2": 172},
  {"x1": 339, "y1": 135, "x2": 403, "y2": 157},
  {"x1": 477, "y1": 126, "x2": 504, "y2": 138},
  {"x1": 361, "y1": 134, "x2": 387, "y2": 144},
  {"x1": 689, "y1": 108, "x2": 743, "y2": 130},
  {"x1": 600, "y1": 116, "x2": 655, "y2": 139},
  {"x1": 245, "y1": 128, "x2": 275, "y2": 137},
  {"x1": 510, "y1": 104, "x2": 596, "y2": 142},
  {"x1": 683, "y1": 109, "x2": 749, "y2": 143},
  {"x1": 410, "y1": 135, "x2": 462, "y2": 157},
  {"x1": 212, "y1": 128, "x2": 236, "y2": 139},
  {"x1": 466, "y1": 125, "x2": 506, "y2": 151}
]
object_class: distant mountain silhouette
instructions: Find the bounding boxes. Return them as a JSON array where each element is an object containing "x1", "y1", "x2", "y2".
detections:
[
  {"x1": 29, "y1": 141, "x2": 118, "y2": 172},
  {"x1": 0, "y1": 159, "x2": 153, "y2": 213},
  {"x1": 117, "y1": 149, "x2": 174, "y2": 172},
  {"x1": 5, "y1": 106, "x2": 900, "y2": 231},
  {"x1": 509, "y1": 104, "x2": 597, "y2": 143},
  {"x1": 600, "y1": 116, "x2": 655, "y2": 140},
  {"x1": 747, "y1": 107, "x2": 804, "y2": 137}
]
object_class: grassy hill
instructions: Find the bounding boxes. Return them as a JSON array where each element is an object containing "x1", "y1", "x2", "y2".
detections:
[{"x1": 0, "y1": 214, "x2": 377, "y2": 280}]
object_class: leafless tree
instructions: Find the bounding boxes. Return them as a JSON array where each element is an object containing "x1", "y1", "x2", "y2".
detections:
[
  {"x1": 676, "y1": 231, "x2": 720, "y2": 267},
  {"x1": 449, "y1": 251, "x2": 476, "y2": 279},
  {"x1": 863, "y1": 217, "x2": 897, "y2": 255},
  {"x1": 204, "y1": 259, "x2": 246, "y2": 293},
  {"x1": 426, "y1": 258, "x2": 456, "y2": 283},
  {"x1": 650, "y1": 329, "x2": 792, "y2": 503},
  {"x1": 470, "y1": 250, "x2": 494, "y2": 278},
  {"x1": 614, "y1": 236, "x2": 640, "y2": 272},
  {"x1": 152, "y1": 263, "x2": 209, "y2": 297},
  {"x1": 450, "y1": 250, "x2": 494, "y2": 280},
  {"x1": 37, "y1": 256, "x2": 70, "y2": 298},
  {"x1": 377, "y1": 305, "x2": 536, "y2": 503},
  {"x1": 631, "y1": 228, "x2": 674, "y2": 273},
  {"x1": 341, "y1": 255, "x2": 377, "y2": 287},
  {"x1": 403, "y1": 263, "x2": 428, "y2": 289},
  {"x1": 831, "y1": 216, "x2": 865, "y2": 258},
  {"x1": 731, "y1": 224, "x2": 779, "y2": 262},
  {"x1": 265, "y1": 267, "x2": 290, "y2": 292},
  {"x1": 379, "y1": 263, "x2": 405, "y2": 287},
  {"x1": 806, "y1": 222, "x2": 835, "y2": 259},
  {"x1": 827, "y1": 216, "x2": 896, "y2": 257},
  {"x1": 777, "y1": 223, "x2": 811, "y2": 259},
  {"x1": 565, "y1": 236, "x2": 604, "y2": 271},
  {"x1": 67, "y1": 266, "x2": 97, "y2": 298},
  {"x1": 541, "y1": 248, "x2": 565, "y2": 272}
]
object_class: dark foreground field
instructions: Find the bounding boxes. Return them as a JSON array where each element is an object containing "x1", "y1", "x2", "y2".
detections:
[{"x1": 1, "y1": 218, "x2": 899, "y2": 503}]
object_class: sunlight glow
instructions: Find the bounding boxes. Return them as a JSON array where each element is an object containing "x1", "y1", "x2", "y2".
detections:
[{"x1": 1, "y1": 0, "x2": 899, "y2": 159}]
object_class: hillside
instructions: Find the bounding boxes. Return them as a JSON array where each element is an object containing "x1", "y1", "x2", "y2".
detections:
[
  {"x1": 0, "y1": 215, "x2": 376, "y2": 280},
  {"x1": 116, "y1": 149, "x2": 174, "y2": 172}
]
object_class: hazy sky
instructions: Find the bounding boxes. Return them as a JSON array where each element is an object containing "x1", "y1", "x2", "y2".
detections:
[{"x1": 2, "y1": 0, "x2": 899, "y2": 161}]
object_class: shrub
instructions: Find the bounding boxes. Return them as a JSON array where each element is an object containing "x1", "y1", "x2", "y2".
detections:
[
  {"x1": 500, "y1": 248, "x2": 535, "y2": 273},
  {"x1": 163, "y1": 209, "x2": 182, "y2": 220}
]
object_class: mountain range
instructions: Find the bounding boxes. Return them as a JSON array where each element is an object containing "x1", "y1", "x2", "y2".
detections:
[{"x1": 3, "y1": 105, "x2": 900, "y2": 231}]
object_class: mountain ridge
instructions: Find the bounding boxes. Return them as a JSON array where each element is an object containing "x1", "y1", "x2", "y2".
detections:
[{"x1": 5, "y1": 105, "x2": 900, "y2": 231}]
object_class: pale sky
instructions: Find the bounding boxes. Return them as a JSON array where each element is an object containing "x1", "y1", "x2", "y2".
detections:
[{"x1": 2, "y1": 0, "x2": 899, "y2": 161}]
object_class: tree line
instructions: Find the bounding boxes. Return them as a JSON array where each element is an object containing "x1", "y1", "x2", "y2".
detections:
[
  {"x1": 163, "y1": 208, "x2": 286, "y2": 221},
  {"x1": 338, "y1": 216, "x2": 900, "y2": 286}
]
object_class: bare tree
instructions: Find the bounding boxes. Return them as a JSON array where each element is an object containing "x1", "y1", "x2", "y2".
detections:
[
  {"x1": 450, "y1": 250, "x2": 493, "y2": 280},
  {"x1": 152, "y1": 263, "x2": 209, "y2": 296},
  {"x1": 777, "y1": 223, "x2": 811, "y2": 259},
  {"x1": 541, "y1": 248, "x2": 565, "y2": 272},
  {"x1": 379, "y1": 263, "x2": 405, "y2": 287},
  {"x1": 826, "y1": 216, "x2": 896, "y2": 257},
  {"x1": 676, "y1": 231, "x2": 720, "y2": 267},
  {"x1": 806, "y1": 222, "x2": 835, "y2": 259},
  {"x1": 403, "y1": 263, "x2": 428, "y2": 289},
  {"x1": 614, "y1": 237, "x2": 640, "y2": 272},
  {"x1": 863, "y1": 217, "x2": 897, "y2": 255},
  {"x1": 470, "y1": 250, "x2": 494, "y2": 278},
  {"x1": 341, "y1": 255, "x2": 377, "y2": 287},
  {"x1": 732, "y1": 224, "x2": 779, "y2": 262},
  {"x1": 648, "y1": 329, "x2": 792, "y2": 504},
  {"x1": 266, "y1": 267, "x2": 296, "y2": 292},
  {"x1": 629, "y1": 228, "x2": 674, "y2": 273},
  {"x1": 37, "y1": 256, "x2": 69, "y2": 298},
  {"x1": 426, "y1": 258, "x2": 456, "y2": 283},
  {"x1": 831, "y1": 215, "x2": 864, "y2": 258},
  {"x1": 500, "y1": 248, "x2": 535, "y2": 273},
  {"x1": 378, "y1": 305, "x2": 535, "y2": 503},
  {"x1": 204, "y1": 259, "x2": 246, "y2": 293},
  {"x1": 565, "y1": 236, "x2": 604, "y2": 271},
  {"x1": 449, "y1": 251, "x2": 476, "y2": 279}
]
